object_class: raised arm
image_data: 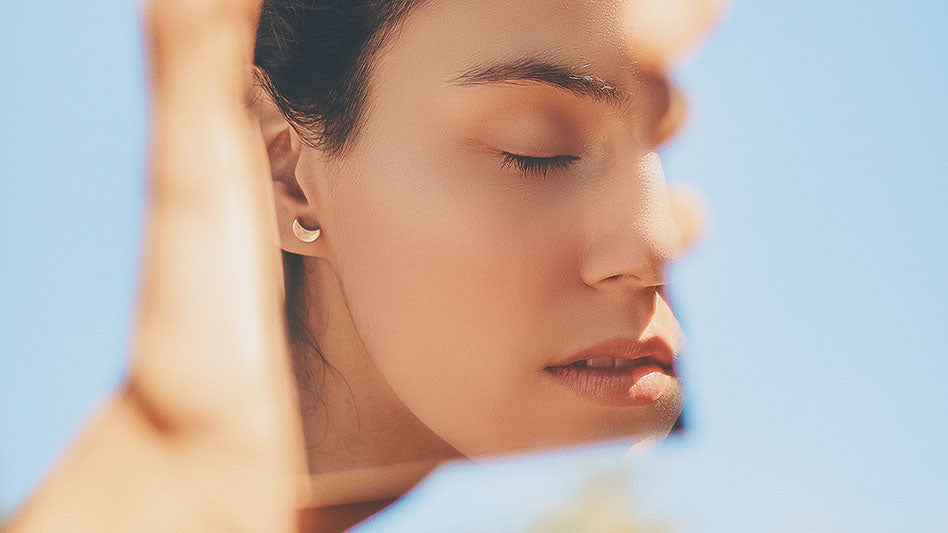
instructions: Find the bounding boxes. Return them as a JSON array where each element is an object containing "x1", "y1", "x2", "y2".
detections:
[{"x1": 9, "y1": 1, "x2": 305, "y2": 531}]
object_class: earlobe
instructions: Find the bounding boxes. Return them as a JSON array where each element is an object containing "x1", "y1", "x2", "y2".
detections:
[{"x1": 251, "y1": 81, "x2": 328, "y2": 258}]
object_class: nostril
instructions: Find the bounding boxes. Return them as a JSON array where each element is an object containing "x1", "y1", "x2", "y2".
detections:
[
  {"x1": 597, "y1": 272, "x2": 668, "y2": 289},
  {"x1": 604, "y1": 273, "x2": 642, "y2": 283}
]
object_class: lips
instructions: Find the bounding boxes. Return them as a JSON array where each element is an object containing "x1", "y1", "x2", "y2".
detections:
[
  {"x1": 548, "y1": 337, "x2": 676, "y2": 368},
  {"x1": 567, "y1": 356, "x2": 661, "y2": 369},
  {"x1": 544, "y1": 337, "x2": 677, "y2": 406}
]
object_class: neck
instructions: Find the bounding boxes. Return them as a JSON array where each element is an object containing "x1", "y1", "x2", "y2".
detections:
[
  {"x1": 292, "y1": 257, "x2": 462, "y2": 506},
  {"x1": 297, "y1": 498, "x2": 396, "y2": 533}
]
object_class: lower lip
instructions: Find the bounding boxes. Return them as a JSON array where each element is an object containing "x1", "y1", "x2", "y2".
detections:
[{"x1": 545, "y1": 363, "x2": 674, "y2": 406}]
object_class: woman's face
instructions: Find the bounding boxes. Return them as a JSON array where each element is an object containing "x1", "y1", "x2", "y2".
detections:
[{"x1": 307, "y1": 0, "x2": 692, "y2": 456}]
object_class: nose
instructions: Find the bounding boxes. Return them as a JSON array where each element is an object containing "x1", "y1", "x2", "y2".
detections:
[{"x1": 579, "y1": 151, "x2": 682, "y2": 289}]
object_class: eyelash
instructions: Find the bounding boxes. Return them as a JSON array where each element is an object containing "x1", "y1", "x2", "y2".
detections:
[{"x1": 500, "y1": 152, "x2": 580, "y2": 179}]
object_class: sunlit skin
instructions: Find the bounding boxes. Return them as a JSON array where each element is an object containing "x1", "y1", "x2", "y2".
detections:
[
  {"x1": 9, "y1": 1, "x2": 721, "y2": 531},
  {"x1": 281, "y1": 0, "x2": 700, "y2": 471}
]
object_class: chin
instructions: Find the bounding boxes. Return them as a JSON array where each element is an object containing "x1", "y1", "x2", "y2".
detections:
[
  {"x1": 448, "y1": 380, "x2": 683, "y2": 459},
  {"x1": 552, "y1": 381, "x2": 683, "y2": 449}
]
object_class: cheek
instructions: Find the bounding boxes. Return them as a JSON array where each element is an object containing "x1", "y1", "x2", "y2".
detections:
[
  {"x1": 327, "y1": 145, "x2": 574, "y2": 449},
  {"x1": 322, "y1": 126, "x2": 682, "y2": 454}
]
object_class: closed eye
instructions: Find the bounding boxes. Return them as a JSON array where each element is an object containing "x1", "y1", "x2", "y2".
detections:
[{"x1": 500, "y1": 152, "x2": 580, "y2": 179}]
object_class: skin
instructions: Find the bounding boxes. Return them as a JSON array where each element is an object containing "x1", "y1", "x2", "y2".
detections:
[
  {"x1": 280, "y1": 0, "x2": 710, "y2": 472},
  {"x1": 9, "y1": 0, "x2": 721, "y2": 531}
]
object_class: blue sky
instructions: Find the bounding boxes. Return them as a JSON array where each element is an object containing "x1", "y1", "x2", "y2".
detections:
[{"x1": 2, "y1": 2, "x2": 946, "y2": 530}]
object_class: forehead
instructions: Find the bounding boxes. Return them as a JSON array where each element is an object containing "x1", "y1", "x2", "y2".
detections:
[{"x1": 375, "y1": 0, "x2": 640, "y2": 91}]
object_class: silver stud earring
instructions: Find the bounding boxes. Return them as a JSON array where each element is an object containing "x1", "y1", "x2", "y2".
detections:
[{"x1": 292, "y1": 218, "x2": 321, "y2": 242}]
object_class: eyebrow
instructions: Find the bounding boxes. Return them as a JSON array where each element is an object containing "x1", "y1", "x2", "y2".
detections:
[{"x1": 450, "y1": 56, "x2": 631, "y2": 108}]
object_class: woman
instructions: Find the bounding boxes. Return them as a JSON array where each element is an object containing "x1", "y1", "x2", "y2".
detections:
[{"x1": 9, "y1": 0, "x2": 720, "y2": 530}]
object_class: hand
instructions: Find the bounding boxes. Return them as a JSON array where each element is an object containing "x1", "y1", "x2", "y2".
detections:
[{"x1": 10, "y1": 1, "x2": 305, "y2": 531}]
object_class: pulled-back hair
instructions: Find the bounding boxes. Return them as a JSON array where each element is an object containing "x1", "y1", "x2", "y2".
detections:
[{"x1": 255, "y1": 0, "x2": 423, "y2": 156}]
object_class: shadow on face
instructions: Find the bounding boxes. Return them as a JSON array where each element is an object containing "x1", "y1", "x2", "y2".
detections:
[{"x1": 257, "y1": 0, "x2": 710, "y2": 494}]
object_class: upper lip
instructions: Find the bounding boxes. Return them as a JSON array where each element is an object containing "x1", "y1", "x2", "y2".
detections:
[{"x1": 546, "y1": 336, "x2": 677, "y2": 369}]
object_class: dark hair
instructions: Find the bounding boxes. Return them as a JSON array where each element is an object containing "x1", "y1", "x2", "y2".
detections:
[
  {"x1": 253, "y1": 0, "x2": 424, "y2": 394},
  {"x1": 255, "y1": 0, "x2": 423, "y2": 156}
]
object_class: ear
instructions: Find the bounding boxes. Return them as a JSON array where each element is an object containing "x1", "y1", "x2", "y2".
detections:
[{"x1": 251, "y1": 82, "x2": 329, "y2": 258}]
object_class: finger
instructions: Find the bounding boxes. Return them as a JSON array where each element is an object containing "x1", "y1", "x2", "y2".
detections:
[
  {"x1": 668, "y1": 183, "x2": 707, "y2": 256},
  {"x1": 654, "y1": 83, "x2": 689, "y2": 147},
  {"x1": 621, "y1": 0, "x2": 728, "y2": 69},
  {"x1": 642, "y1": 76, "x2": 690, "y2": 148}
]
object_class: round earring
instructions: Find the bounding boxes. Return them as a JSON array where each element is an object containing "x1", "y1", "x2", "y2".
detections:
[{"x1": 292, "y1": 218, "x2": 321, "y2": 243}]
